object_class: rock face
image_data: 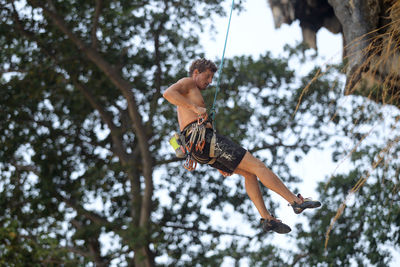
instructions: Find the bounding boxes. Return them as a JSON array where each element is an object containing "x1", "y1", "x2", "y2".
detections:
[
  {"x1": 268, "y1": 0, "x2": 400, "y2": 107},
  {"x1": 268, "y1": 0, "x2": 341, "y2": 49}
]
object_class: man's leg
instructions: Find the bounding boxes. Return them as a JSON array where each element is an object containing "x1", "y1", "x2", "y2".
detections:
[
  {"x1": 234, "y1": 167, "x2": 292, "y2": 233},
  {"x1": 236, "y1": 151, "x2": 301, "y2": 205},
  {"x1": 234, "y1": 168, "x2": 274, "y2": 220}
]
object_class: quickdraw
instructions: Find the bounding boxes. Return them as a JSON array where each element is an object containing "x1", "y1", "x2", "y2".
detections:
[
  {"x1": 184, "y1": 155, "x2": 197, "y2": 171},
  {"x1": 186, "y1": 117, "x2": 207, "y2": 152},
  {"x1": 181, "y1": 114, "x2": 210, "y2": 171}
]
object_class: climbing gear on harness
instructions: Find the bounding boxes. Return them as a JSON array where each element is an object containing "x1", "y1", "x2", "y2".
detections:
[
  {"x1": 183, "y1": 122, "x2": 206, "y2": 171},
  {"x1": 184, "y1": 155, "x2": 197, "y2": 171},
  {"x1": 260, "y1": 217, "x2": 291, "y2": 234},
  {"x1": 290, "y1": 194, "x2": 322, "y2": 214},
  {"x1": 186, "y1": 123, "x2": 207, "y2": 155},
  {"x1": 168, "y1": 114, "x2": 212, "y2": 163},
  {"x1": 179, "y1": 118, "x2": 219, "y2": 171},
  {"x1": 197, "y1": 113, "x2": 208, "y2": 125}
]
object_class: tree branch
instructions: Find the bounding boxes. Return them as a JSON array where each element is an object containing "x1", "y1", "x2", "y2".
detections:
[
  {"x1": 147, "y1": 1, "x2": 171, "y2": 133},
  {"x1": 70, "y1": 219, "x2": 111, "y2": 266},
  {"x1": 126, "y1": 163, "x2": 142, "y2": 226},
  {"x1": 162, "y1": 223, "x2": 254, "y2": 239},
  {"x1": 71, "y1": 79, "x2": 130, "y2": 164},
  {"x1": 155, "y1": 156, "x2": 183, "y2": 166},
  {"x1": 249, "y1": 142, "x2": 300, "y2": 154},
  {"x1": 0, "y1": 68, "x2": 26, "y2": 75},
  {"x1": 91, "y1": 0, "x2": 102, "y2": 49},
  {"x1": 64, "y1": 246, "x2": 93, "y2": 258},
  {"x1": 290, "y1": 253, "x2": 310, "y2": 267},
  {"x1": 55, "y1": 193, "x2": 111, "y2": 226},
  {"x1": 147, "y1": 27, "x2": 163, "y2": 132},
  {"x1": 20, "y1": 233, "x2": 92, "y2": 258},
  {"x1": 117, "y1": 107, "x2": 133, "y2": 133},
  {"x1": 12, "y1": 163, "x2": 40, "y2": 176}
]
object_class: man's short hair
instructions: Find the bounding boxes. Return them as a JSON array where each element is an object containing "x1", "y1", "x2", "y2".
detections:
[{"x1": 189, "y1": 58, "x2": 217, "y2": 76}]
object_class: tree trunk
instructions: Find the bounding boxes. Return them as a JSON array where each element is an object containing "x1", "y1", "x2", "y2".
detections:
[{"x1": 134, "y1": 247, "x2": 155, "y2": 267}]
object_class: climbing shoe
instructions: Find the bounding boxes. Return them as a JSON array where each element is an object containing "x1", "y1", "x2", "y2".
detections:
[
  {"x1": 260, "y1": 218, "x2": 291, "y2": 234},
  {"x1": 291, "y1": 194, "x2": 321, "y2": 214}
]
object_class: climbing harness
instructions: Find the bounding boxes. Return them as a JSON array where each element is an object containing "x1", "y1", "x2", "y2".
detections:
[
  {"x1": 168, "y1": 113, "x2": 218, "y2": 172},
  {"x1": 181, "y1": 114, "x2": 216, "y2": 171}
]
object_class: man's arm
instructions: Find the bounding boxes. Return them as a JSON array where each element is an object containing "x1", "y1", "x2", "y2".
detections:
[{"x1": 163, "y1": 80, "x2": 206, "y2": 115}]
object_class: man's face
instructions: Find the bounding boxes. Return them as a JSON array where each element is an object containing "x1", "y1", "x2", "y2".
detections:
[{"x1": 193, "y1": 68, "x2": 214, "y2": 90}]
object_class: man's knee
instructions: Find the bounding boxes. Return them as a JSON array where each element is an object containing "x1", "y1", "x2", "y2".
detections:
[
  {"x1": 237, "y1": 152, "x2": 265, "y2": 174},
  {"x1": 234, "y1": 168, "x2": 256, "y2": 179},
  {"x1": 247, "y1": 152, "x2": 265, "y2": 169}
]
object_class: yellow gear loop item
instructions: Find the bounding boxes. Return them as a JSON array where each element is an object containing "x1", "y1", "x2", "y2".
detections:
[{"x1": 169, "y1": 133, "x2": 186, "y2": 158}]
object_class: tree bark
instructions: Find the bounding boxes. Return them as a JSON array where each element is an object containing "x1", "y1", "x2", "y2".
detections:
[{"x1": 327, "y1": 0, "x2": 381, "y2": 82}]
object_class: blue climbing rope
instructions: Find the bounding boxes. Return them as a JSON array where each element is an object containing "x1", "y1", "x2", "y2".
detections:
[{"x1": 210, "y1": 0, "x2": 235, "y2": 122}]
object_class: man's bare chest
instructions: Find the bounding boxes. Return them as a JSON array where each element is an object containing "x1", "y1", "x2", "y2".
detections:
[{"x1": 187, "y1": 88, "x2": 205, "y2": 107}]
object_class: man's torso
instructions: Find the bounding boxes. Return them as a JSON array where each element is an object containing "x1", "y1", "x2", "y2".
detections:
[{"x1": 177, "y1": 77, "x2": 206, "y2": 131}]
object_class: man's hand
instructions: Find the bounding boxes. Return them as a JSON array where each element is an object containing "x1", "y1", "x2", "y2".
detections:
[
  {"x1": 218, "y1": 170, "x2": 232, "y2": 177},
  {"x1": 193, "y1": 105, "x2": 207, "y2": 116}
]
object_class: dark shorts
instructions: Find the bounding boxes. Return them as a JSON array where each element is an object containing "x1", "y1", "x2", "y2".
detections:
[{"x1": 182, "y1": 125, "x2": 247, "y2": 174}]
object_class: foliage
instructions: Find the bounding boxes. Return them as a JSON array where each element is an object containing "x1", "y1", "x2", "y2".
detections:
[{"x1": 291, "y1": 66, "x2": 400, "y2": 266}]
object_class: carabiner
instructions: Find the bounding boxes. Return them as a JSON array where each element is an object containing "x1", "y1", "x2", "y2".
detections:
[{"x1": 197, "y1": 113, "x2": 208, "y2": 125}]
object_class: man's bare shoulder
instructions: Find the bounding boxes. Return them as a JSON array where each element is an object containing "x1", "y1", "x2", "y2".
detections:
[
  {"x1": 176, "y1": 77, "x2": 194, "y2": 88},
  {"x1": 176, "y1": 77, "x2": 195, "y2": 92},
  {"x1": 164, "y1": 77, "x2": 196, "y2": 99}
]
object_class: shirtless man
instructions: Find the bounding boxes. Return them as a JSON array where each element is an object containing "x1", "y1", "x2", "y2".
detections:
[{"x1": 163, "y1": 58, "x2": 321, "y2": 234}]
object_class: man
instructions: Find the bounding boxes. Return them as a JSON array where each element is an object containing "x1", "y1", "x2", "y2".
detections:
[{"x1": 163, "y1": 58, "x2": 321, "y2": 234}]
